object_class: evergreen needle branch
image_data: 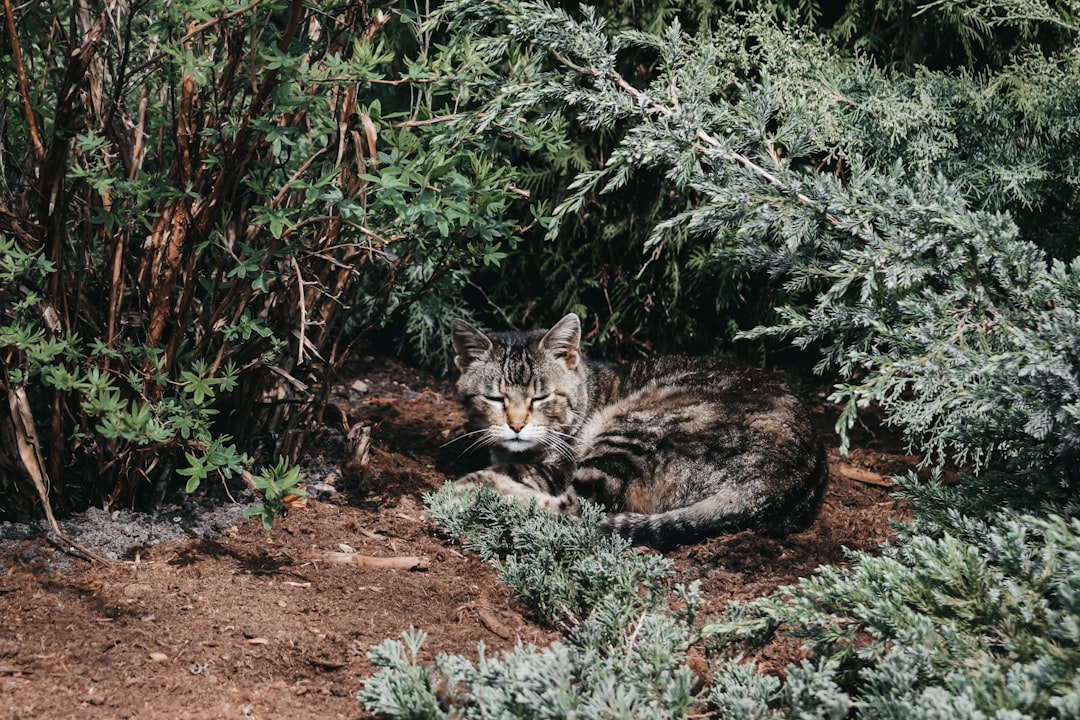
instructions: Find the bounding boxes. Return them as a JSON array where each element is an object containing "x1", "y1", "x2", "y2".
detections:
[
  {"x1": 605, "y1": 68, "x2": 854, "y2": 239},
  {"x1": 390, "y1": 113, "x2": 466, "y2": 127}
]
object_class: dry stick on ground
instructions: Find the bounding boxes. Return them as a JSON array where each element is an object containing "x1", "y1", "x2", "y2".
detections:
[
  {"x1": 306, "y1": 550, "x2": 430, "y2": 570},
  {"x1": 835, "y1": 464, "x2": 896, "y2": 488},
  {"x1": 6, "y1": 385, "x2": 115, "y2": 564}
]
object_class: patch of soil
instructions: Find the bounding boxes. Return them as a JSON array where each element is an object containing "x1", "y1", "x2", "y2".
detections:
[{"x1": 0, "y1": 356, "x2": 913, "y2": 719}]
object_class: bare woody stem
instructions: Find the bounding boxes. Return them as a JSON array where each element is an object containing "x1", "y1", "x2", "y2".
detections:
[{"x1": 3, "y1": 0, "x2": 46, "y2": 161}]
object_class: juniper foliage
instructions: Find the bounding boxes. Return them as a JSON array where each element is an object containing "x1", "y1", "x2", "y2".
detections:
[
  {"x1": 427, "y1": 0, "x2": 1080, "y2": 355},
  {"x1": 361, "y1": 486, "x2": 702, "y2": 718},
  {"x1": 362, "y1": 1, "x2": 1080, "y2": 717},
  {"x1": 428, "y1": 0, "x2": 1080, "y2": 489},
  {"x1": 362, "y1": 490, "x2": 1080, "y2": 718},
  {"x1": 711, "y1": 509, "x2": 1080, "y2": 718},
  {"x1": 424, "y1": 484, "x2": 671, "y2": 627}
]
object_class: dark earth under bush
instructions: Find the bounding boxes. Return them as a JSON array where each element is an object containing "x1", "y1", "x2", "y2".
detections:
[{"x1": 0, "y1": 355, "x2": 910, "y2": 719}]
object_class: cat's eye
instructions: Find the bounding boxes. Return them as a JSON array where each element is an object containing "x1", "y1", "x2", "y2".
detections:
[
  {"x1": 531, "y1": 394, "x2": 552, "y2": 405},
  {"x1": 483, "y1": 395, "x2": 505, "y2": 404}
]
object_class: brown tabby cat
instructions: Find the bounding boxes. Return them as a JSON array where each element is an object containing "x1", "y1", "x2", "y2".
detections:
[{"x1": 449, "y1": 313, "x2": 827, "y2": 549}]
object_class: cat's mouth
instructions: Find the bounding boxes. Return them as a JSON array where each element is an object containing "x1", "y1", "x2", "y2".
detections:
[
  {"x1": 501, "y1": 436, "x2": 538, "y2": 452},
  {"x1": 497, "y1": 427, "x2": 542, "y2": 452}
]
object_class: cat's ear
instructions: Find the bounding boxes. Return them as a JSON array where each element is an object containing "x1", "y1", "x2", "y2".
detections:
[
  {"x1": 450, "y1": 318, "x2": 493, "y2": 372},
  {"x1": 540, "y1": 313, "x2": 581, "y2": 369}
]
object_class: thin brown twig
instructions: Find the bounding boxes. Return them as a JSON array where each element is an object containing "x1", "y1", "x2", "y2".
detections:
[
  {"x1": 271, "y1": 147, "x2": 327, "y2": 209},
  {"x1": 4, "y1": 0, "x2": 45, "y2": 160},
  {"x1": 275, "y1": 0, "x2": 304, "y2": 52},
  {"x1": 180, "y1": 0, "x2": 266, "y2": 43},
  {"x1": 291, "y1": 255, "x2": 308, "y2": 365},
  {"x1": 279, "y1": 215, "x2": 398, "y2": 248},
  {"x1": 128, "y1": 37, "x2": 156, "y2": 180}
]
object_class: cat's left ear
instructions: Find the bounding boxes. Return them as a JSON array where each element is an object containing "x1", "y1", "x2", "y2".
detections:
[
  {"x1": 540, "y1": 313, "x2": 581, "y2": 369},
  {"x1": 450, "y1": 318, "x2": 493, "y2": 372}
]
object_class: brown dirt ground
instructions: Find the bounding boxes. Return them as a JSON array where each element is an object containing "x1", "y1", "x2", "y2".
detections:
[{"x1": 0, "y1": 355, "x2": 914, "y2": 719}]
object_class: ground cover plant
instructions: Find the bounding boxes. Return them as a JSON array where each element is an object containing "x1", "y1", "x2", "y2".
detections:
[{"x1": 365, "y1": 486, "x2": 1080, "y2": 718}]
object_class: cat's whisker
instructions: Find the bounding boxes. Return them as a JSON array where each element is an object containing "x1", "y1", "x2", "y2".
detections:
[
  {"x1": 462, "y1": 432, "x2": 499, "y2": 456},
  {"x1": 440, "y1": 428, "x2": 491, "y2": 449},
  {"x1": 543, "y1": 429, "x2": 574, "y2": 446},
  {"x1": 443, "y1": 428, "x2": 502, "y2": 461},
  {"x1": 540, "y1": 432, "x2": 579, "y2": 464}
]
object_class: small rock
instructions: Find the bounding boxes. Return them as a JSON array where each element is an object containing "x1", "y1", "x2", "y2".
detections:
[{"x1": 306, "y1": 482, "x2": 338, "y2": 501}]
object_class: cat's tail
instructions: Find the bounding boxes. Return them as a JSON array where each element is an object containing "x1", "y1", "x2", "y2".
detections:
[{"x1": 598, "y1": 465, "x2": 828, "y2": 550}]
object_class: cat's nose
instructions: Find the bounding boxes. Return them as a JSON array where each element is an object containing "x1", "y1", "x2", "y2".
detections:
[{"x1": 506, "y1": 405, "x2": 529, "y2": 433}]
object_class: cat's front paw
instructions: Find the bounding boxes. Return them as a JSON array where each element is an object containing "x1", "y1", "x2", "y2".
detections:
[
  {"x1": 453, "y1": 469, "x2": 505, "y2": 494},
  {"x1": 552, "y1": 491, "x2": 578, "y2": 516},
  {"x1": 448, "y1": 469, "x2": 579, "y2": 517},
  {"x1": 443, "y1": 473, "x2": 488, "y2": 505}
]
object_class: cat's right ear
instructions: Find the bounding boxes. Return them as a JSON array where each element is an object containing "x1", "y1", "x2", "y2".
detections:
[{"x1": 450, "y1": 318, "x2": 492, "y2": 372}]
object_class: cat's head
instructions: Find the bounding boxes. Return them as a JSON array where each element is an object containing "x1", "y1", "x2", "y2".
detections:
[{"x1": 450, "y1": 313, "x2": 587, "y2": 456}]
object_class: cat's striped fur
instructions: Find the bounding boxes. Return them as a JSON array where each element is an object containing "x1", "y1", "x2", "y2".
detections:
[{"x1": 449, "y1": 313, "x2": 827, "y2": 549}]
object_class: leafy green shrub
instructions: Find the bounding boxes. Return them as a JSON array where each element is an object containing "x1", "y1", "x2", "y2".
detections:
[
  {"x1": 241, "y1": 458, "x2": 308, "y2": 531},
  {"x1": 0, "y1": 1, "x2": 527, "y2": 520}
]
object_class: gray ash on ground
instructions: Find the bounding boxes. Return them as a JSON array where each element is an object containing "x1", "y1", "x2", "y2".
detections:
[{"x1": 0, "y1": 498, "x2": 251, "y2": 566}]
